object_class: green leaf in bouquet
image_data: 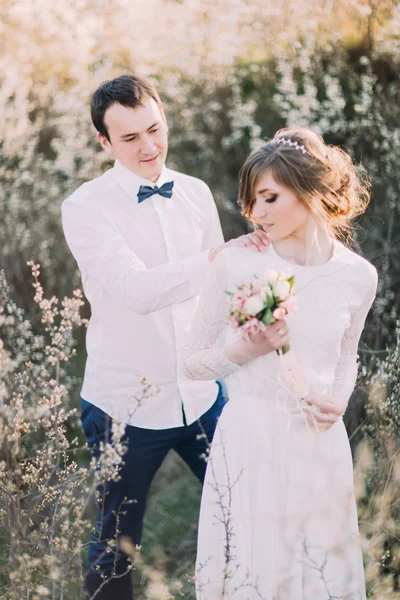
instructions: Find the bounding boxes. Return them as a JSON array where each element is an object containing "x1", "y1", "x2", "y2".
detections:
[
  {"x1": 287, "y1": 276, "x2": 295, "y2": 289},
  {"x1": 264, "y1": 293, "x2": 274, "y2": 309},
  {"x1": 225, "y1": 290, "x2": 234, "y2": 297},
  {"x1": 261, "y1": 309, "x2": 274, "y2": 325}
]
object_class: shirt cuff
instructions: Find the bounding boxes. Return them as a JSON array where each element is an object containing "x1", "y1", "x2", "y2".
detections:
[{"x1": 183, "y1": 250, "x2": 211, "y2": 295}]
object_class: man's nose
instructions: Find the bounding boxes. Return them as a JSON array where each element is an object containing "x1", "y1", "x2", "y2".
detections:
[{"x1": 140, "y1": 135, "x2": 156, "y2": 155}]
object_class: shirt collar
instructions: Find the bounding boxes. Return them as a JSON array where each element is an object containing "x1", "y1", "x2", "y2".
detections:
[{"x1": 112, "y1": 160, "x2": 171, "y2": 202}]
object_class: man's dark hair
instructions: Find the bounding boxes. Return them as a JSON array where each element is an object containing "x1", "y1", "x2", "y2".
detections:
[{"x1": 90, "y1": 74, "x2": 163, "y2": 142}]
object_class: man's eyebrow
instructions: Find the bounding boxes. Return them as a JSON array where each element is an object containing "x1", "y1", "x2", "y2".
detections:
[{"x1": 120, "y1": 122, "x2": 160, "y2": 139}]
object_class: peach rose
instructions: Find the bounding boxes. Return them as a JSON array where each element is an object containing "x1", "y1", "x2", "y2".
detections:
[
  {"x1": 231, "y1": 292, "x2": 246, "y2": 311},
  {"x1": 228, "y1": 315, "x2": 241, "y2": 329},
  {"x1": 272, "y1": 307, "x2": 286, "y2": 320},
  {"x1": 280, "y1": 295, "x2": 297, "y2": 315}
]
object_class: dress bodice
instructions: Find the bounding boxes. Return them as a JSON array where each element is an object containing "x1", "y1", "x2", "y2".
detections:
[{"x1": 184, "y1": 242, "x2": 377, "y2": 406}]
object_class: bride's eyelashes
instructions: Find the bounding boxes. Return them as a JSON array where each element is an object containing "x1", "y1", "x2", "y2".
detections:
[{"x1": 264, "y1": 194, "x2": 278, "y2": 203}]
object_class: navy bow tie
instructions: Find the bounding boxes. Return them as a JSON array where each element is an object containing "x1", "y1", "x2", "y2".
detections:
[{"x1": 137, "y1": 181, "x2": 174, "y2": 203}]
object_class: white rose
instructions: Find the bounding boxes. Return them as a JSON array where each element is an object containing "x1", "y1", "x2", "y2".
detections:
[
  {"x1": 243, "y1": 295, "x2": 265, "y2": 316},
  {"x1": 260, "y1": 285, "x2": 271, "y2": 301},
  {"x1": 273, "y1": 280, "x2": 290, "y2": 300},
  {"x1": 266, "y1": 269, "x2": 279, "y2": 283}
]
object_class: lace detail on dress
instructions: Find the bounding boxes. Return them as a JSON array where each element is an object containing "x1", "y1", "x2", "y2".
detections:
[
  {"x1": 331, "y1": 284, "x2": 377, "y2": 399},
  {"x1": 183, "y1": 252, "x2": 241, "y2": 381}
]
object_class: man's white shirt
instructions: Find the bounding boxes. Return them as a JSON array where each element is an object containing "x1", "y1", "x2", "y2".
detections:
[{"x1": 62, "y1": 160, "x2": 224, "y2": 429}]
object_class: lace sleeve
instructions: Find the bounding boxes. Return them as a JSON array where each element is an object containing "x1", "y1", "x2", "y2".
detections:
[
  {"x1": 183, "y1": 252, "x2": 241, "y2": 380},
  {"x1": 331, "y1": 274, "x2": 378, "y2": 399}
]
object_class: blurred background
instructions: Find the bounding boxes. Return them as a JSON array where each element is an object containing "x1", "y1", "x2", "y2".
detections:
[{"x1": 1, "y1": 0, "x2": 400, "y2": 597}]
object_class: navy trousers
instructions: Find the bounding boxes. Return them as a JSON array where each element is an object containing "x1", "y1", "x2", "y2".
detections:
[{"x1": 81, "y1": 382, "x2": 227, "y2": 599}]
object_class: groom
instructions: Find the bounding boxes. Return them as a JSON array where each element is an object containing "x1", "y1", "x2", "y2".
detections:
[{"x1": 61, "y1": 74, "x2": 271, "y2": 599}]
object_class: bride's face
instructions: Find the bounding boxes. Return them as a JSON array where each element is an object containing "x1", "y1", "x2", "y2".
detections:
[{"x1": 251, "y1": 171, "x2": 309, "y2": 241}]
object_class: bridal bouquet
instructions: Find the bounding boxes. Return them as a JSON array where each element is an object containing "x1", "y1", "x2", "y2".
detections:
[{"x1": 226, "y1": 270, "x2": 296, "y2": 355}]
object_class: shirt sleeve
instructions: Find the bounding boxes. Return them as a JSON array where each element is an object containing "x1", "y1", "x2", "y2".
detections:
[
  {"x1": 62, "y1": 196, "x2": 213, "y2": 315},
  {"x1": 331, "y1": 269, "x2": 378, "y2": 400},
  {"x1": 203, "y1": 184, "x2": 225, "y2": 250},
  {"x1": 183, "y1": 251, "x2": 241, "y2": 380},
  {"x1": 184, "y1": 183, "x2": 225, "y2": 295}
]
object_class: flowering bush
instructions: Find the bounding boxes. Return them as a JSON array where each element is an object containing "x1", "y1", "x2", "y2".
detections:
[{"x1": 0, "y1": 265, "x2": 130, "y2": 599}]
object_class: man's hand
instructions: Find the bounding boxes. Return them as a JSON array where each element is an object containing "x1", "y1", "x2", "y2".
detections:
[
  {"x1": 209, "y1": 230, "x2": 270, "y2": 262},
  {"x1": 302, "y1": 394, "x2": 348, "y2": 433}
]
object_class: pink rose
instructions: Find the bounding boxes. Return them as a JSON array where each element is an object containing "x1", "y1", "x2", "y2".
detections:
[
  {"x1": 280, "y1": 295, "x2": 297, "y2": 315},
  {"x1": 232, "y1": 292, "x2": 246, "y2": 311},
  {"x1": 272, "y1": 307, "x2": 286, "y2": 320},
  {"x1": 228, "y1": 315, "x2": 241, "y2": 329}
]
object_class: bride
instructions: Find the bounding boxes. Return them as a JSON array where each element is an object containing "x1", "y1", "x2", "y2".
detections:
[{"x1": 183, "y1": 128, "x2": 377, "y2": 600}]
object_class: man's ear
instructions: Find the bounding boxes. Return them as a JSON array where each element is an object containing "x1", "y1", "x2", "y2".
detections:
[{"x1": 97, "y1": 132, "x2": 113, "y2": 155}]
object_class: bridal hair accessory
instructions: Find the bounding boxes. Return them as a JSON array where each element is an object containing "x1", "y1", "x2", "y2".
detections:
[{"x1": 271, "y1": 137, "x2": 308, "y2": 155}]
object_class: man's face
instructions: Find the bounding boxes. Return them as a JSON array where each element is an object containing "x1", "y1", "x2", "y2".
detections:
[{"x1": 98, "y1": 97, "x2": 168, "y2": 182}]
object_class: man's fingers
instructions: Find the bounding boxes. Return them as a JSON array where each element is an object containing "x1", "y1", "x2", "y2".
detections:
[
  {"x1": 227, "y1": 230, "x2": 270, "y2": 254},
  {"x1": 242, "y1": 231, "x2": 270, "y2": 253},
  {"x1": 231, "y1": 235, "x2": 259, "y2": 253},
  {"x1": 251, "y1": 229, "x2": 270, "y2": 246}
]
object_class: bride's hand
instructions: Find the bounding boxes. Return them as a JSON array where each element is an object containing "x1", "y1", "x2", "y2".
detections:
[
  {"x1": 224, "y1": 321, "x2": 290, "y2": 366},
  {"x1": 208, "y1": 230, "x2": 270, "y2": 262},
  {"x1": 302, "y1": 394, "x2": 348, "y2": 433}
]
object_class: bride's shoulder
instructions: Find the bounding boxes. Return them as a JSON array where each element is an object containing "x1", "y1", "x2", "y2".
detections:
[
  {"x1": 337, "y1": 241, "x2": 378, "y2": 288},
  {"x1": 212, "y1": 245, "x2": 276, "y2": 286},
  {"x1": 217, "y1": 244, "x2": 274, "y2": 267}
]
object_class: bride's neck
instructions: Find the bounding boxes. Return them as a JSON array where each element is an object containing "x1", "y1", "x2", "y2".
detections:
[{"x1": 272, "y1": 222, "x2": 334, "y2": 267}]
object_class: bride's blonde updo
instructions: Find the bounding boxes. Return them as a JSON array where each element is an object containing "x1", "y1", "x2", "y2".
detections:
[{"x1": 239, "y1": 127, "x2": 371, "y2": 240}]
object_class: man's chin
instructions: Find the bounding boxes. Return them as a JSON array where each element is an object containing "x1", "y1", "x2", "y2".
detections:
[{"x1": 138, "y1": 157, "x2": 164, "y2": 181}]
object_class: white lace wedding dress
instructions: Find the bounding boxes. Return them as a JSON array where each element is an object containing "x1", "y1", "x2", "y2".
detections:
[{"x1": 183, "y1": 241, "x2": 377, "y2": 600}]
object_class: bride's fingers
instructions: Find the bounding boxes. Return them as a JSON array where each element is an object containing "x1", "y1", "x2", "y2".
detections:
[
  {"x1": 277, "y1": 332, "x2": 290, "y2": 346},
  {"x1": 302, "y1": 406, "x2": 339, "y2": 424},
  {"x1": 304, "y1": 414, "x2": 334, "y2": 432},
  {"x1": 314, "y1": 412, "x2": 339, "y2": 423},
  {"x1": 307, "y1": 397, "x2": 342, "y2": 415}
]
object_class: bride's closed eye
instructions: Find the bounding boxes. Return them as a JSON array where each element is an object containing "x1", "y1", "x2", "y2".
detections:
[{"x1": 264, "y1": 194, "x2": 278, "y2": 203}]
